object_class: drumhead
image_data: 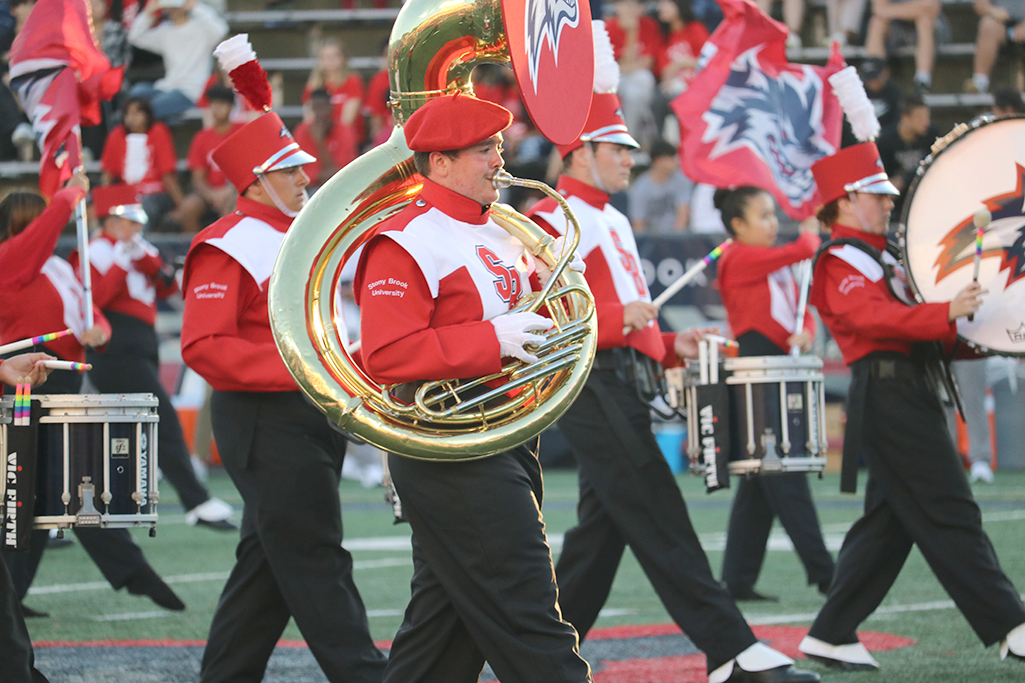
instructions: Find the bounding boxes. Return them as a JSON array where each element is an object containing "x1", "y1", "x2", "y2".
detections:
[{"x1": 901, "y1": 115, "x2": 1025, "y2": 356}]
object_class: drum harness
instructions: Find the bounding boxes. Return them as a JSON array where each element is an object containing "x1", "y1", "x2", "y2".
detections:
[{"x1": 814, "y1": 237, "x2": 965, "y2": 493}]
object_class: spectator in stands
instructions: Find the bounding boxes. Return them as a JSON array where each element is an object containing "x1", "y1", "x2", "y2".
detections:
[
  {"x1": 656, "y1": 0, "x2": 709, "y2": 98},
  {"x1": 606, "y1": 0, "x2": 664, "y2": 151},
  {"x1": 826, "y1": 0, "x2": 869, "y2": 46},
  {"x1": 127, "y1": 0, "x2": 228, "y2": 122},
  {"x1": 755, "y1": 0, "x2": 806, "y2": 47},
  {"x1": 303, "y1": 38, "x2": 365, "y2": 151},
  {"x1": 294, "y1": 87, "x2": 359, "y2": 190},
  {"x1": 841, "y1": 57, "x2": 904, "y2": 147},
  {"x1": 864, "y1": 0, "x2": 941, "y2": 92},
  {"x1": 992, "y1": 86, "x2": 1025, "y2": 114},
  {"x1": 100, "y1": 96, "x2": 191, "y2": 231},
  {"x1": 363, "y1": 40, "x2": 391, "y2": 150},
  {"x1": 471, "y1": 63, "x2": 524, "y2": 120},
  {"x1": 0, "y1": 0, "x2": 33, "y2": 57},
  {"x1": 966, "y1": 0, "x2": 1025, "y2": 93},
  {"x1": 0, "y1": 0, "x2": 32, "y2": 162},
  {"x1": 90, "y1": 0, "x2": 131, "y2": 69},
  {"x1": 875, "y1": 92, "x2": 940, "y2": 213},
  {"x1": 182, "y1": 84, "x2": 242, "y2": 229},
  {"x1": 198, "y1": 66, "x2": 257, "y2": 125},
  {"x1": 628, "y1": 139, "x2": 693, "y2": 234}
]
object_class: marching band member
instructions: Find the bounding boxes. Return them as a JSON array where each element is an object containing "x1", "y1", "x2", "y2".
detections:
[
  {"x1": 69, "y1": 185, "x2": 236, "y2": 531},
  {"x1": 526, "y1": 93, "x2": 818, "y2": 683},
  {"x1": 797, "y1": 142, "x2": 1025, "y2": 669},
  {"x1": 0, "y1": 171, "x2": 185, "y2": 617},
  {"x1": 181, "y1": 109, "x2": 386, "y2": 683},
  {"x1": 0, "y1": 353, "x2": 54, "y2": 683},
  {"x1": 354, "y1": 92, "x2": 592, "y2": 683},
  {"x1": 713, "y1": 186, "x2": 835, "y2": 602}
]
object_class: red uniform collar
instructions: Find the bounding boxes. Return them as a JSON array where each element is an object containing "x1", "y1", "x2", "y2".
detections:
[
  {"x1": 418, "y1": 178, "x2": 490, "y2": 225},
  {"x1": 555, "y1": 175, "x2": 610, "y2": 209},
  {"x1": 830, "y1": 223, "x2": 889, "y2": 252},
  {"x1": 234, "y1": 195, "x2": 294, "y2": 231}
]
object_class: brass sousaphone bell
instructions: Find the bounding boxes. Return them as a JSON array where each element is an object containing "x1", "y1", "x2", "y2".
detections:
[{"x1": 267, "y1": 0, "x2": 597, "y2": 460}]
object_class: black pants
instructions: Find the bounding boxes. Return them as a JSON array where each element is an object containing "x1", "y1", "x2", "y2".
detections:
[
  {"x1": 721, "y1": 474, "x2": 835, "y2": 590},
  {"x1": 384, "y1": 445, "x2": 591, "y2": 683},
  {"x1": 87, "y1": 313, "x2": 210, "y2": 511},
  {"x1": 555, "y1": 369, "x2": 757, "y2": 673},
  {"x1": 0, "y1": 554, "x2": 48, "y2": 683},
  {"x1": 199, "y1": 391, "x2": 386, "y2": 683},
  {"x1": 809, "y1": 356, "x2": 1025, "y2": 646},
  {"x1": 2, "y1": 362, "x2": 151, "y2": 598}
]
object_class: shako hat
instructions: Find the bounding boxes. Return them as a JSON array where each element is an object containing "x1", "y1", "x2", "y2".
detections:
[
  {"x1": 811, "y1": 141, "x2": 899, "y2": 204},
  {"x1": 93, "y1": 184, "x2": 148, "y2": 225}
]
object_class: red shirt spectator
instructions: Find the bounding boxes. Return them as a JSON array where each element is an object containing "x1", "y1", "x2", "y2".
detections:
[
  {"x1": 656, "y1": 21, "x2": 709, "y2": 85},
  {"x1": 606, "y1": 14, "x2": 665, "y2": 74},
  {"x1": 188, "y1": 122, "x2": 244, "y2": 190},
  {"x1": 363, "y1": 66, "x2": 393, "y2": 148},
  {"x1": 100, "y1": 113, "x2": 177, "y2": 196}
]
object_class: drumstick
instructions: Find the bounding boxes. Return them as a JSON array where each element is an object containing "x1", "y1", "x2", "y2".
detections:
[
  {"x1": 41, "y1": 360, "x2": 91, "y2": 372},
  {"x1": 968, "y1": 209, "x2": 991, "y2": 323},
  {"x1": 623, "y1": 239, "x2": 733, "y2": 336},
  {"x1": 0, "y1": 329, "x2": 73, "y2": 355},
  {"x1": 790, "y1": 259, "x2": 813, "y2": 357}
]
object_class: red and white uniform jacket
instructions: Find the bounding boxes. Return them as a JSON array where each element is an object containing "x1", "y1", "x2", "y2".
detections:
[
  {"x1": 528, "y1": 175, "x2": 680, "y2": 366},
  {"x1": 68, "y1": 233, "x2": 176, "y2": 327},
  {"x1": 810, "y1": 224, "x2": 955, "y2": 365},
  {"x1": 717, "y1": 232, "x2": 819, "y2": 353},
  {"x1": 0, "y1": 186, "x2": 109, "y2": 361},
  {"x1": 354, "y1": 179, "x2": 539, "y2": 386},
  {"x1": 181, "y1": 196, "x2": 296, "y2": 392}
]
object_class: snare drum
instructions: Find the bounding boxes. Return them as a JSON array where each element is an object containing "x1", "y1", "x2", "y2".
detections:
[
  {"x1": 668, "y1": 356, "x2": 828, "y2": 485},
  {"x1": 901, "y1": 114, "x2": 1025, "y2": 356},
  {"x1": 0, "y1": 393, "x2": 159, "y2": 531}
]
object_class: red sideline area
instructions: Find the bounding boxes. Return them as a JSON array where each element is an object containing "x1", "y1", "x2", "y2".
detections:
[{"x1": 35, "y1": 625, "x2": 915, "y2": 682}]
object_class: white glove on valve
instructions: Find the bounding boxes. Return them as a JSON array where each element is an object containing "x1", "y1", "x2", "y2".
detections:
[
  {"x1": 535, "y1": 236, "x2": 585, "y2": 285},
  {"x1": 491, "y1": 311, "x2": 551, "y2": 363}
]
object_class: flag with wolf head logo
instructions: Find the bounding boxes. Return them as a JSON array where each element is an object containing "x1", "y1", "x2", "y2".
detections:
[{"x1": 670, "y1": 0, "x2": 845, "y2": 220}]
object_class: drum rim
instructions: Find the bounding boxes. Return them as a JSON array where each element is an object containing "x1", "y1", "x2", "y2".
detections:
[{"x1": 897, "y1": 112, "x2": 1025, "y2": 358}]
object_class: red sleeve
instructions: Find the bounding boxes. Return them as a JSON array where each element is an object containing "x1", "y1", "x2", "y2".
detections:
[
  {"x1": 186, "y1": 129, "x2": 210, "y2": 172},
  {"x1": 100, "y1": 126, "x2": 126, "y2": 178},
  {"x1": 719, "y1": 232, "x2": 820, "y2": 288},
  {"x1": 819, "y1": 256, "x2": 955, "y2": 343},
  {"x1": 0, "y1": 187, "x2": 85, "y2": 290},
  {"x1": 640, "y1": 18, "x2": 665, "y2": 59},
  {"x1": 355, "y1": 237, "x2": 503, "y2": 385},
  {"x1": 364, "y1": 71, "x2": 390, "y2": 117},
  {"x1": 150, "y1": 123, "x2": 177, "y2": 175},
  {"x1": 685, "y1": 21, "x2": 709, "y2": 52},
  {"x1": 133, "y1": 251, "x2": 164, "y2": 277},
  {"x1": 181, "y1": 245, "x2": 296, "y2": 390},
  {"x1": 343, "y1": 73, "x2": 365, "y2": 99}
]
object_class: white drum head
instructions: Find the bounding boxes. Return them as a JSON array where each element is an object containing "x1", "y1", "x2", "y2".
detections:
[{"x1": 902, "y1": 115, "x2": 1025, "y2": 356}]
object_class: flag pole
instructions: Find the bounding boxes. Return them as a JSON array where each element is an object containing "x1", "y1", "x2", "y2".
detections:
[{"x1": 73, "y1": 166, "x2": 93, "y2": 329}]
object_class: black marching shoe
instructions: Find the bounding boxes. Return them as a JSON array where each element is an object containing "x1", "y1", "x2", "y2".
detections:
[
  {"x1": 725, "y1": 664, "x2": 820, "y2": 682},
  {"x1": 726, "y1": 584, "x2": 779, "y2": 602},
  {"x1": 125, "y1": 566, "x2": 186, "y2": 611}
]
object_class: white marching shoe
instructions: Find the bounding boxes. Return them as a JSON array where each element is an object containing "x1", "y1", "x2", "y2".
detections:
[
  {"x1": 798, "y1": 636, "x2": 880, "y2": 671},
  {"x1": 1001, "y1": 622, "x2": 1025, "y2": 661},
  {"x1": 186, "y1": 497, "x2": 237, "y2": 531},
  {"x1": 970, "y1": 461, "x2": 995, "y2": 484}
]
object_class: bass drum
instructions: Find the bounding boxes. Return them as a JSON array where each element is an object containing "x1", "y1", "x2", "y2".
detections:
[{"x1": 900, "y1": 114, "x2": 1025, "y2": 356}]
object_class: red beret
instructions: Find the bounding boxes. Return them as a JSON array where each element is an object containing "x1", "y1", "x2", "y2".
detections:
[
  {"x1": 811, "y1": 142, "x2": 899, "y2": 204},
  {"x1": 404, "y1": 92, "x2": 513, "y2": 152}
]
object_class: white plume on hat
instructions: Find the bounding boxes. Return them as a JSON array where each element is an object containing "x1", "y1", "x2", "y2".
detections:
[
  {"x1": 591, "y1": 20, "x2": 620, "y2": 94},
  {"x1": 828, "y1": 65, "x2": 880, "y2": 143},
  {"x1": 214, "y1": 34, "x2": 257, "y2": 74},
  {"x1": 213, "y1": 34, "x2": 273, "y2": 112}
]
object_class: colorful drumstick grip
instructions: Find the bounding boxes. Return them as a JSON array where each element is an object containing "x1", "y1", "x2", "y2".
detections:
[
  {"x1": 704, "y1": 333, "x2": 738, "y2": 348},
  {"x1": 0, "y1": 328, "x2": 73, "y2": 356},
  {"x1": 624, "y1": 239, "x2": 734, "y2": 337},
  {"x1": 41, "y1": 360, "x2": 91, "y2": 372},
  {"x1": 968, "y1": 209, "x2": 990, "y2": 322}
]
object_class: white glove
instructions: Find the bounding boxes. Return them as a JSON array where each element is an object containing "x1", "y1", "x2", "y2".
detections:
[
  {"x1": 535, "y1": 236, "x2": 586, "y2": 285},
  {"x1": 127, "y1": 236, "x2": 159, "y2": 261},
  {"x1": 491, "y1": 311, "x2": 551, "y2": 363}
]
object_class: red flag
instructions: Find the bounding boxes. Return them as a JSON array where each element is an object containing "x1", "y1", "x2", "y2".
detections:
[
  {"x1": 9, "y1": 0, "x2": 123, "y2": 199},
  {"x1": 670, "y1": 0, "x2": 845, "y2": 220}
]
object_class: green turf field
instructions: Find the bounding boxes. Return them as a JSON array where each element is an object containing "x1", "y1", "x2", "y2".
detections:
[{"x1": 19, "y1": 466, "x2": 1025, "y2": 682}]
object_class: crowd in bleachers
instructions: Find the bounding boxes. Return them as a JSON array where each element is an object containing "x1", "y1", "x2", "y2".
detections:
[{"x1": 0, "y1": 0, "x2": 1024, "y2": 236}]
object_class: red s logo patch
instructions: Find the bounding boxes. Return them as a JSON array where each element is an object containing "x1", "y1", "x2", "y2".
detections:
[{"x1": 477, "y1": 246, "x2": 522, "y2": 306}]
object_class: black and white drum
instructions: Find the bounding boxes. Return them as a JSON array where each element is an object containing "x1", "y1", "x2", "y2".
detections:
[
  {"x1": 0, "y1": 393, "x2": 159, "y2": 531},
  {"x1": 667, "y1": 353, "x2": 828, "y2": 489},
  {"x1": 901, "y1": 114, "x2": 1025, "y2": 356}
]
